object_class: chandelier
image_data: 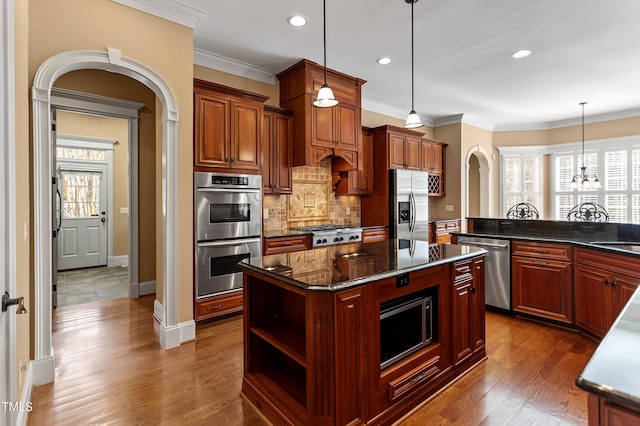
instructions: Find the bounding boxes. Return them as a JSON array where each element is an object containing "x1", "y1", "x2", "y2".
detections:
[{"x1": 569, "y1": 102, "x2": 601, "y2": 189}]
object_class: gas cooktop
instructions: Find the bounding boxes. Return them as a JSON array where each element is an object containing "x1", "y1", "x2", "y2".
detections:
[{"x1": 289, "y1": 225, "x2": 363, "y2": 247}]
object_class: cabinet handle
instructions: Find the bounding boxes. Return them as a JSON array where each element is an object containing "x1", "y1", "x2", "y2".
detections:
[
  {"x1": 604, "y1": 279, "x2": 610, "y2": 286},
  {"x1": 470, "y1": 286, "x2": 476, "y2": 294},
  {"x1": 411, "y1": 373, "x2": 425, "y2": 383},
  {"x1": 531, "y1": 249, "x2": 549, "y2": 253},
  {"x1": 611, "y1": 280, "x2": 616, "y2": 288},
  {"x1": 206, "y1": 304, "x2": 222, "y2": 311},
  {"x1": 532, "y1": 260, "x2": 549, "y2": 265},
  {"x1": 282, "y1": 242, "x2": 293, "y2": 246}
]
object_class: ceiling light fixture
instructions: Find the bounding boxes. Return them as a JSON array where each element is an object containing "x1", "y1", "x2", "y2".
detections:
[
  {"x1": 377, "y1": 57, "x2": 392, "y2": 65},
  {"x1": 403, "y1": 0, "x2": 423, "y2": 129},
  {"x1": 287, "y1": 15, "x2": 307, "y2": 27},
  {"x1": 511, "y1": 49, "x2": 532, "y2": 59},
  {"x1": 312, "y1": 0, "x2": 338, "y2": 108},
  {"x1": 570, "y1": 102, "x2": 601, "y2": 189}
]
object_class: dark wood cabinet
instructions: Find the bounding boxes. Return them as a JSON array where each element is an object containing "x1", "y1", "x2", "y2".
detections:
[
  {"x1": 452, "y1": 257, "x2": 485, "y2": 366},
  {"x1": 277, "y1": 59, "x2": 365, "y2": 172},
  {"x1": 195, "y1": 289, "x2": 243, "y2": 321},
  {"x1": 574, "y1": 247, "x2": 640, "y2": 338},
  {"x1": 361, "y1": 227, "x2": 388, "y2": 243},
  {"x1": 263, "y1": 234, "x2": 311, "y2": 255},
  {"x1": 336, "y1": 126, "x2": 374, "y2": 195},
  {"x1": 422, "y1": 140, "x2": 446, "y2": 196},
  {"x1": 511, "y1": 241, "x2": 574, "y2": 324},
  {"x1": 587, "y1": 394, "x2": 640, "y2": 426},
  {"x1": 262, "y1": 106, "x2": 293, "y2": 194},
  {"x1": 386, "y1": 127, "x2": 423, "y2": 170},
  {"x1": 194, "y1": 79, "x2": 268, "y2": 172},
  {"x1": 429, "y1": 219, "x2": 460, "y2": 244}
]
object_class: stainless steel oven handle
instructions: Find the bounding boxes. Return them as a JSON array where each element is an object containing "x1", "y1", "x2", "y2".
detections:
[
  {"x1": 197, "y1": 238, "x2": 261, "y2": 248},
  {"x1": 196, "y1": 188, "x2": 260, "y2": 194}
]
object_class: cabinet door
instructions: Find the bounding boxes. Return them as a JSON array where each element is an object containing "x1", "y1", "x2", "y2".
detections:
[
  {"x1": 230, "y1": 100, "x2": 262, "y2": 170},
  {"x1": 511, "y1": 256, "x2": 573, "y2": 324},
  {"x1": 311, "y1": 105, "x2": 336, "y2": 148},
  {"x1": 334, "y1": 288, "x2": 366, "y2": 426},
  {"x1": 273, "y1": 112, "x2": 293, "y2": 193},
  {"x1": 471, "y1": 257, "x2": 486, "y2": 353},
  {"x1": 261, "y1": 111, "x2": 274, "y2": 193},
  {"x1": 575, "y1": 264, "x2": 611, "y2": 338},
  {"x1": 611, "y1": 273, "x2": 639, "y2": 321},
  {"x1": 343, "y1": 127, "x2": 373, "y2": 195},
  {"x1": 431, "y1": 143, "x2": 443, "y2": 173},
  {"x1": 388, "y1": 133, "x2": 406, "y2": 169},
  {"x1": 194, "y1": 92, "x2": 230, "y2": 168},
  {"x1": 335, "y1": 104, "x2": 359, "y2": 151},
  {"x1": 452, "y1": 279, "x2": 474, "y2": 366},
  {"x1": 420, "y1": 141, "x2": 433, "y2": 171},
  {"x1": 405, "y1": 136, "x2": 421, "y2": 170}
]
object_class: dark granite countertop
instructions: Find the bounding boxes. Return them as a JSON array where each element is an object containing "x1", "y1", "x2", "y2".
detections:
[
  {"x1": 576, "y1": 285, "x2": 640, "y2": 409},
  {"x1": 239, "y1": 239, "x2": 486, "y2": 292}
]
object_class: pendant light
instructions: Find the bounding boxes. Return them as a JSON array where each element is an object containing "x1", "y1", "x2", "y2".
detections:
[
  {"x1": 312, "y1": 0, "x2": 339, "y2": 108},
  {"x1": 569, "y1": 102, "x2": 601, "y2": 189},
  {"x1": 403, "y1": 0, "x2": 424, "y2": 129}
]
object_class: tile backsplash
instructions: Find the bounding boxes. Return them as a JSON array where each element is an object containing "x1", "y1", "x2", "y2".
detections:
[{"x1": 263, "y1": 158, "x2": 361, "y2": 232}]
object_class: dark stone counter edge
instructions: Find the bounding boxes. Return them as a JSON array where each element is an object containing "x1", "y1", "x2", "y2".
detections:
[
  {"x1": 239, "y1": 248, "x2": 487, "y2": 292},
  {"x1": 453, "y1": 232, "x2": 640, "y2": 257},
  {"x1": 575, "y1": 286, "x2": 640, "y2": 410}
]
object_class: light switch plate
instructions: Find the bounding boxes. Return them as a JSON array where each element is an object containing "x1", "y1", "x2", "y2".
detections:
[{"x1": 445, "y1": 205, "x2": 454, "y2": 212}]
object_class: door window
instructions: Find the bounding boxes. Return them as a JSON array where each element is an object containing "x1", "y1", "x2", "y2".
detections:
[{"x1": 60, "y1": 170, "x2": 102, "y2": 218}]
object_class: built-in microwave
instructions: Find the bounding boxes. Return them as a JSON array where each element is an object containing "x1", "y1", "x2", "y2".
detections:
[{"x1": 380, "y1": 291, "x2": 434, "y2": 369}]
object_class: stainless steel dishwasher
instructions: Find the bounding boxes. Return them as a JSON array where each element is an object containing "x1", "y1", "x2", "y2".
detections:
[{"x1": 456, "y1": 236, "x2": 511, "y2": 312}]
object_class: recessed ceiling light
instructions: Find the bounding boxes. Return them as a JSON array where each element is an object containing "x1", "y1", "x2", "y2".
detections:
[
  {"x1": 377, "y1": 57, "x2": 392, "y2": 65},
  {"x1": 512, "y1": 49, "x2": 532, "y2": 59},
  {"x1": 287, "y1": 15, "x2": 307, "y2": 27}
]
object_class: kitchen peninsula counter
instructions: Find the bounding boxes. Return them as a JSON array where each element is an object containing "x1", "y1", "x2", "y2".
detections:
[
  {"x1": 239, "y1": 240, "x2": 487, "y2": 425},
  {"x1": 576, "y1": 285, "x2": 640, "y2": 422}
]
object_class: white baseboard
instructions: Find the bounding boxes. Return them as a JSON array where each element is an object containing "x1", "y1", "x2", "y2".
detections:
[
  {"x1": 107, "y1": 255, "x2": 128, "y2": 267},
  {"x1": 30, "y1": 354, "x2": 55, "y2": 386},
  {"x1": 15, "y1": 364, "x2": 33, "y2": 426},
  {"x1": 138, "y1": 280, "x2": 156, "y2": 296},
  {"x1": 153, "y1": 298, "x2": 165, "y2": 324},
  {"x1": 154, "y1": 299, "x2": 196, "y2": 348}
]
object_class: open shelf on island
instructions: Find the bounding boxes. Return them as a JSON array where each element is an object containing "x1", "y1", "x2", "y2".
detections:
[{"x1": 250, "y1": 319, "x2": 306, "y2": 368}]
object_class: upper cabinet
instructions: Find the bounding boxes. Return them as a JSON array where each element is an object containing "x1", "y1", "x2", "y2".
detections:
[
  {"x1": 262, "y1": 105, "x2": 293, "y2": 194},
  {"x1": 194, "y1": 79, "x2": 268, "y2": 172},
  {"x1": 387, "y1": 127, "x2": 423, "y2": 170},
  {"x1": 335, "y1": 127, "x2": 374, "y2": 195},
  {"x1": 277, "y1": 59, "x2": 366, "y2": 172}
]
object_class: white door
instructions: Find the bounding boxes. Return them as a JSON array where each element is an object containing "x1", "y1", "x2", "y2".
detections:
[{"x1": 57, "y1": 163, "x2": 108, "y2": 270}]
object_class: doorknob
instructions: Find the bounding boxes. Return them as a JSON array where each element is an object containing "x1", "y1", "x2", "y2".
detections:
[
  {"x1": 2, "y1": 292, "x2": 27, "y2": 314},
  {"x1": 101, "y1": 217, "x2": 106, "y2": 223}
]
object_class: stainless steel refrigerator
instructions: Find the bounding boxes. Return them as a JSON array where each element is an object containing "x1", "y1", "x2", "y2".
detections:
[{"x1": 389, "y1": 169, "x2": 429, "y2": 241}]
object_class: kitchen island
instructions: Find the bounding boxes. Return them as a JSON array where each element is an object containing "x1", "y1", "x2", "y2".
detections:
[{"x1": 239, "y1": 239, "x2": 487, "y2": 426}]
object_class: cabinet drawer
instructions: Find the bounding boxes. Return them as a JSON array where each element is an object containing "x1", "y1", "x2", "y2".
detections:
[
  {"x1": 264, "y1": 235, "x2": 311, "y2": 255},
  {"x1": 452, "y1": 260, "x2": 473, "y2": 284},
  {"x1": 575, "y1": 246, "x2": 640, "y2": 278},
  {"x1": 362, "y1": 227, "x2": 388, "y2": 243},
  {"x1": 436, "y1": 234, "x2": 452, "y2": 244},
  {"x1": 196, "y1": 292, "x2": 243, "y2": 320},
  {"x1": 512, "y1": 241, "x2": 572, "y2": 261},
  {"x1": 388, "y1": 355, "x2": 441, "y2": 401}
]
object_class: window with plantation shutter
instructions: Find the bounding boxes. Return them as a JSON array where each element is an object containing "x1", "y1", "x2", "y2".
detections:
[
  {"x1": 551, "y1": 141, "x2": 640, "y2": 223},
  {"x1": 501, "y1": 154, "x2": 542, "y2": 216}
]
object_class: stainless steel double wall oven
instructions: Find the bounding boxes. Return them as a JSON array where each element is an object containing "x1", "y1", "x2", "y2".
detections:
[{"x1": 194, "y1": 172, "x2": 262, "y2": 299}]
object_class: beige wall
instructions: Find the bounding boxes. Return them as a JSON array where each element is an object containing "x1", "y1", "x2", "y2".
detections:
[
  {"x1": 56, "y1": 111, "x2": 129, "y2": 257},
  {"x1": 194, "y1": 65, "x2": 280, "y2": 107},
  {"x1": 27, "y1": 0, "x2": 194, "y2": 326},
  {"x1": 14, "y1": 0, "x2": 31, "y2": 398}
]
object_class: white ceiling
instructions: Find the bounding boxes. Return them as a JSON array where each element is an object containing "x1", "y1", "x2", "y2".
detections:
[{"x1": 122, "y1": 0, "x2": 640, "y2": 130}]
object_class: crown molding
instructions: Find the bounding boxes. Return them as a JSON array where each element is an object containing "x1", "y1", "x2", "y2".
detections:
[
  {"x1": 193, "y1": 49, "x2": 276, "y2": 85},
  {"x1": 495, "y1": 107, "x2": 640, "y2": 132},
  {"x1": 110, "y1": 0, "x2": 206, "y2": 29},
  {"x1": 361, "y1": 98, "x2": 436, "y2": 127}
]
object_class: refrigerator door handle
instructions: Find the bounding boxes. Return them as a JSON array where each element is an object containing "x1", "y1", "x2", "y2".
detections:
[{"x1": 409, "y1": 191, "x2": 416, "y2": 233}]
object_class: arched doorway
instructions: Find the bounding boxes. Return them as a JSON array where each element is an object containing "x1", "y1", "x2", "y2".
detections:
[
  {"x1": 464, "y1": 146, "x2": 492, "y2": 229},
  {"x1": 31, "y1": 49, "x2": 183, "y2": 385}
]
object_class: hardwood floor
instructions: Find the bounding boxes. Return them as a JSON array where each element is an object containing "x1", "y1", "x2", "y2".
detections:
[{"x1": 28, "y1": 296, "x2": 597, "y2": 425}]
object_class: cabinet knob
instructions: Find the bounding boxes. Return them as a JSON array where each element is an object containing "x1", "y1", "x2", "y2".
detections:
[
  {"x1": 611, "y1": 280, "x2": 616, "y2": 288},
  {"x1": 604, "y1": 279, "x2": 610, "y2": 286},
  {"x1": 470, "y1": 286, "x2": 476, "y2": 294}
]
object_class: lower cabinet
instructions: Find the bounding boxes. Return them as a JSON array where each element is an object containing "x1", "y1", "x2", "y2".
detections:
[
  {"x1": 263, "y1": 234, "x2": 312, "y2": 255},
  {"x1": 511, "y1": 241, "x2": 574, "y2": 324},
  {"x1": 362, "y1": 227, "x2": 388, "y2": 243},
  {"x1": 574, "y1": 247, "x2": 640, "y2": 338},
  {"x1": 195, "y1": 290, "x2": 243, "y2": 321},
  {"x1": 587, "y1": 394, "x2": 640, "y2": 426},
  {"x1": 452, "y1": 257, "x2": 485, "y2": 366}
]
